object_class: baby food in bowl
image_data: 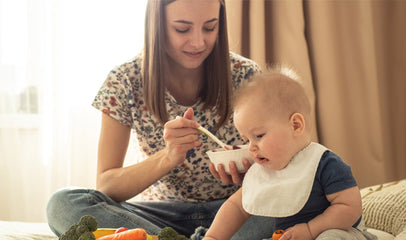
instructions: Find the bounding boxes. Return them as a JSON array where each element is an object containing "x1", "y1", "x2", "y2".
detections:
[{"x1": 206, "y1": 145, "x2": 254, "y2": 174}]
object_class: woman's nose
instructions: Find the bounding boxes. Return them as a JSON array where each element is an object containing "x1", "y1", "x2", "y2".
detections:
[{"x1": 189, "y1": 30, "x2": 205, "y2": 49}]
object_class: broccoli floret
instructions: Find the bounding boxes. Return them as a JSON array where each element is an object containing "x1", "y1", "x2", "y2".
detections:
[
  {"x1": 76, "y1": 224, "x2": 89, "y2": 235},
  {"x1": 60, "y1": 225, "x2": 79, "y2": 240},
  {"x1": 59, "y1": 215, "x2": 98, "y2": 240},
  {"x1": 158, "y1": 227, "x2": 191, "y2": 240},
  {"x1": 175, "y1": 235, "x2": 190, "y2": 240},
  {"x1": 78, "y1": 232, "x2": 96, "y2": 240},
  {"x1": 79, "y1": 215, "x2": 98, "y2": 232},
  {"x1": 158, "y1": 227, "x2": 178, "y2": 240}
]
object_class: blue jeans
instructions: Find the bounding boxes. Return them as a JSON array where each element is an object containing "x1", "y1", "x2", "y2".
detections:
[{"x1": 46, "y1": 187, "x2": 275, "y2": 239}]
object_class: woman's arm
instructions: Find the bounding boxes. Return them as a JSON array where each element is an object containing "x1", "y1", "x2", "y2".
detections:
[
  {"x1": 96, "y1": 113, "x2": 170, "y2": 202},
  {"x1": 96, "y1": 108, "x2": 201, "y2": 202},
  {"x1": 204, "y1": 189, "x2": 251, "y2": 240}
]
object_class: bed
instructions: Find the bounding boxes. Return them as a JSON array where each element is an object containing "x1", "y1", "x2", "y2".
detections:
[
  {"x1": 0, "y1": 221, "x2": 57, "y2": 240},
  {"x1": 1, "y1": 179, "x2": 405, "y2": 240}
]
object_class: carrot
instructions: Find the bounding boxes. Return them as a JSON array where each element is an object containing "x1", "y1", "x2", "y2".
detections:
[
  {"x1": 97, "y1": 228, "x2": 147, "y2": 240},
  {"x1": 272, "y1": 229, "x2": 285, "y2": 240},
  {"x1": 115, "y1": 227, "x2": 129, "y2": 234}
]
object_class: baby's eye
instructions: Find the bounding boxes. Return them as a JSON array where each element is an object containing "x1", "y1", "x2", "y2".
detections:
[{"x1": 256, "y1": 133, "x2": 265, "y2": 139}]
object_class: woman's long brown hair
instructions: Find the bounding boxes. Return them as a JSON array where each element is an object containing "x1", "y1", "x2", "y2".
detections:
[{"x1": 142, "y1": 0, "x2": 232, "y2": 129}]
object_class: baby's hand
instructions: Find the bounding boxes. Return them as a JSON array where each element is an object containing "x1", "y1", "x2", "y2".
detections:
[{"x1": 279, "y1": 223, "x2": 313, "y2": 240}]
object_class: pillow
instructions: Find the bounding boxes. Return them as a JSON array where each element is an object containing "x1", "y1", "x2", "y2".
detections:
[
  {"x1": 361, "y1": 179, "x2": 406, "y2": 236},
  {"x1": 394, "y1": 226, "x2": 406, "y2": 240}
]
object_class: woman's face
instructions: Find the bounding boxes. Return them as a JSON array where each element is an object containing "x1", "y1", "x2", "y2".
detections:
[{"x1": 165, "y1": 0, "x2": 220, "y2": 71}]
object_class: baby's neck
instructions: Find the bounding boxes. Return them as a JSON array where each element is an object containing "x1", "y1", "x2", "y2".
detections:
[{"x1": 295, "y1": 137, "x2": 312, "y2": 155}]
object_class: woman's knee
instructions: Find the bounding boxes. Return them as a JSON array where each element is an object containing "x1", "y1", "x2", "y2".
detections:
[
  {"x1": 48, "y1": 187, "x2": 71, "y2": 208},
  {"x1": 47, "y1": 187, "x2": 86, "y2": 214},
  {"x1": 46, "y1": 187, "x2": 91, "y2": 236}
]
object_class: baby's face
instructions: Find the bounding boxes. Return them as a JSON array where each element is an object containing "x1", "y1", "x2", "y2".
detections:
[{"x1": 233, "y1": 97, "x2": 299, "y2": 170}]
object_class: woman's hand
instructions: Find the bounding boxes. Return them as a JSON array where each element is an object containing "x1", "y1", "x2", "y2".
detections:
[
  {"x1": 209, "y1": 158, "x2": 252, "y2": 185},
  {"x1": 163, "y1": 108, "x2": 202, "y2": 167},
  {"x1": 279, "y1": 223, "x2": 313, "y2": 240}
]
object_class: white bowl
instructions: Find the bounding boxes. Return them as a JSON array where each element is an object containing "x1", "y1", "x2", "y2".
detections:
[{"x1": 206, "y1": 145, "x2": 254, "y2": 174}]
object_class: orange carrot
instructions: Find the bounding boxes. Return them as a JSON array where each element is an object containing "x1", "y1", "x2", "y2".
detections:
[
  {"x1": 97, "y1": 228, "x2": 147, "y2": 240},
  {"x1": 115, "y1": 227, "x2": 129, "y2": 234},
  {"x1": 272, "y1": 229, "x2": 285, "y2": 240}
]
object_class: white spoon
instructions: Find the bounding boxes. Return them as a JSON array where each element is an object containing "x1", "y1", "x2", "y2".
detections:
[{"x1": 197, "y1": 126, "x2": 232, "y2": 150}]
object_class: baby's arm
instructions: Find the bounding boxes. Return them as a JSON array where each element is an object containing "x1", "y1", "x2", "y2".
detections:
[
  {"x1": 281, "y1": 186, "x2": 362, "y2": 240},
  {"x1": 308, "y1": 186, "x2": 362, "y2": 236},
  {"x1": 203, "y1": 189, "x2": 251, "y2": 240}
]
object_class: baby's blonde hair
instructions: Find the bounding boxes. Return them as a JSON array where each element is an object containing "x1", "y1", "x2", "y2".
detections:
[{"x1": 233, "y1": 66, "x2": 311, "y2": 123}]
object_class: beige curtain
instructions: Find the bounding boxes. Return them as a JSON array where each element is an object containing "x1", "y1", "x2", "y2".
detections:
[{"x1": 226, "y1": 0, "x2": 406, "y2": 188}]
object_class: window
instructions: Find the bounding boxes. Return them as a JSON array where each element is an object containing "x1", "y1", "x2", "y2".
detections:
[
  {"x1": 0, "y1": 0, "x2": 147, "y2": 222},
  {"x1": 0, "y1": 0, "x2": 147, "y2": 127}
]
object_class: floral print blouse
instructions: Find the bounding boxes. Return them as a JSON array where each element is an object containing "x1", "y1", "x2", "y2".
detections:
[{"x1": 92, "y1": 52, "x2": 260, "y2": 202}]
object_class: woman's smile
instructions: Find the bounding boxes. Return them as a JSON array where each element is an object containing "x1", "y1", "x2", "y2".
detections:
[{"x1": 184, "y1": 50, "x2": 204, "y2": 58}]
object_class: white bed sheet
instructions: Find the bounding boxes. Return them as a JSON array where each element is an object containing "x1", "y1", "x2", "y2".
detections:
[
  {"x1": 0, "y1": 221, "x2": 57, "y2": 240},
  {"x1": 0, "y1": 221, "x2": 396, "y2": 240}
]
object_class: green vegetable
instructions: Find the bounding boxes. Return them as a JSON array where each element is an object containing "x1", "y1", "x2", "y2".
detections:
[
  {"x1": 175, "y1": 235, "x2": 190, "y2": 240},
  {"x1": 158, "y1": 227, "x2": 177, "y2": 240},
  {"x1": 78, "y1": 232, "x2": 96, "y2": 240},
  {"x1": 158, "y1": 227, "x2": 191, "y2": 240},
  {"x1": 60, "y1": 215, "x2": 98, "y2": 240},
  {"x1": 78, "y1": 215, "x2": 98, "y2": 232}
]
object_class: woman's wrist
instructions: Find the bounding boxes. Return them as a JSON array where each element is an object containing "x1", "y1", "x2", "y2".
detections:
[{"x1": 153, "y1": 149, "x2": 178, "y2": 173}]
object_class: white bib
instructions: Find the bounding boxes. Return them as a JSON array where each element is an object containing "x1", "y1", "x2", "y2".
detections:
[{"x1": 242, "y1": 142, "x2": 328, "y2": 217}]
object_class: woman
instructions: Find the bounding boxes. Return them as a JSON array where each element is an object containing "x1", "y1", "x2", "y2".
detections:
[{"x1": 47, "y1": 0, "x2": 274, "y2": 238}]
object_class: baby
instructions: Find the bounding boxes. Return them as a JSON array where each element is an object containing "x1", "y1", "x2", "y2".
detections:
[{"x1": 202, "y1": 68, "x2": 376, "y2": 240}]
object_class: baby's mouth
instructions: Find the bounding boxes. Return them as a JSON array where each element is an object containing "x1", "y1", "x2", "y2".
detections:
[{"x1": 256, "y1": 155, "x2": 269, "y2": 164}]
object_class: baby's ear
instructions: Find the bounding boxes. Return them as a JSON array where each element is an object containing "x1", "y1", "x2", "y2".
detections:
[{"x1": 290, "y1": 113, "x2": 305, "y2": 136}]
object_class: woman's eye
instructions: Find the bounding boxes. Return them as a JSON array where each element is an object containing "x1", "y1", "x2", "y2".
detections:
[
  {"x1": 175, "y1": 28, "x2": 189, "y2": 33},
  {"x1": 204, "y1": 24, "x2": 217, "y2": 32},
  {"x1": 204, "y1": 27, "x2": 216, "y2": 32}
]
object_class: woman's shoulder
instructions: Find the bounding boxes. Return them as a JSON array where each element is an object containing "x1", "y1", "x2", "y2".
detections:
[
  {"x1": 111, "y1": 53, "x2": 143, "y2": 74},
  {"x1": 229, "y1": 51, "x2": 260, "y2": 69},
  {"x1": 105, "y1": 53, "x2": 143, "y2": 91},
  {"x1": 229, "y1": 51, "x2": 261, "y2": 86},
  {"x1": 92, "y1": 53, "x2": 144, "y2": 128}
]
